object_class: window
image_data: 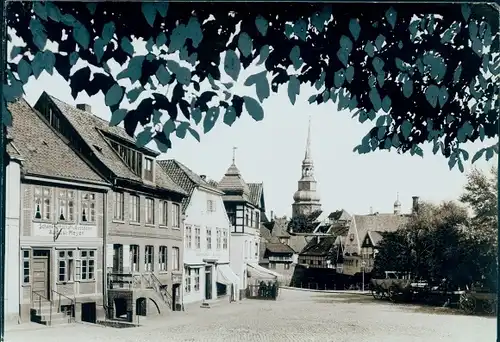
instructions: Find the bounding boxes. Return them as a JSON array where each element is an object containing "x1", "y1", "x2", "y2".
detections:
[
  {"x1": 206, "y1": 228, "x2": 212, "y2": 250},
  {"x1": 171, "y1": 203, "x2": 180, "y2": 228},
  {"x1": 185, "y1": 226, "x2": 192, "y2": 249},
  {"x1": 130, "y1": 245, "x2": 139, "y2": 272},
  {"x1": 222, "y1": 229, "x2": 228, "y2": 250},
  {"x1": 145, "y1": 198, "x2": 154, "y2": 225},
  {"x1": 81, "y1": 192, "x2": 96, "y2": 223},
  {"x1": 113, "y1": 192, "x2": 125, "y2": 221},
  {"x1": 245, "y1": 212, "x2": 249, "y2": 226},
  {"x1": 145, "y1": 245, "x2": 154, "y2": 272},
  {"x1": 159, "y1": 246, "x2": 167, "y2": 271},
  {"x1": 22, "y1": 250, "x2": 30, "y2": 284},
  {"x1": 250, "y1": 211, "x2": 253, "y2": 227},
  {"x1": 194, "y1": 269, "x2": 200, "y2": 291},
  {"x1": 159, "y1": 201, "x2": 168, "y2": 226},
  {"x1": 172, "y1": 247, "x2": 180, "y2": 271},
  {"x1": 130, "y1": 195, "x2": 140, "y2": 222},
  {"x1": 34, "y1": 186, "x2": 51, "y2": 220},
  {"x1": 109, "y1": 140, "x2": 143, "y2": 177},
  {"x1": 269, "y1": 262, "x2": 276, "y2": 269},
  {"x1": 216, "y1": 228, "x2": 222, "y2": 249},
  {"x1": 255, "y1": 212, "x2": 260, "y2": 228},
  {"x1": 207, "y1": 200, "x2": 215, "y2": 212},
  {"x1": 78, "y1": 250, "x2": 95, "y2": 280},
  {"x1": 58, "y1": 250, "x2": 74, "y2": 282},
  {"x1": 58, "y1": 190, "x2": 75, "y2": 221},
  {"x1": 184, "y1": 267, "x2": 191, "y2": 293},
  {"x1": 144, "y1": 157, "x2": 154, "y2": 182},
  {"x1": 194, "y1": 227, "x2": 201, "y2": 249},
  {"x1": 255, "y1": 242, "x2": 258, "y2": 257},
  {"x1": 284, "y1": 263, "x2": 290, "y2": 270}
]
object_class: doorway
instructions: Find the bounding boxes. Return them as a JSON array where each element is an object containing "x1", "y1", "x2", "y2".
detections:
[
  {"x1": 205, "y1": 266, "x2": 212, "y2": 300},
  {"x1": 32, "y1": 249, "x2": 50, "y2": 300},
  {"x1": 81, "y1": 302, "x2": 96, "y2": 323},
  {"x1": 171, "y1": 284, "x2": 179, "y2": 311},
  {"x1": 136, "y1": 297, "x2": 147, "y2": 316}
]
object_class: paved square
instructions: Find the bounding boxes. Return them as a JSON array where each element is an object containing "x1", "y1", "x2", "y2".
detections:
[{"x1": 5, "y1": 289, "x2": 496, "y2": 342}]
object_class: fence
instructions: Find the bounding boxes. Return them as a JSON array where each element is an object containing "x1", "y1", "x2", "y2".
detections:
[
  {"x1": 246, "y1": 282, "x2": 279, "y2": 300},
  {"x1": 290, "y1": 281, "x2": 368, "y2": 291}
]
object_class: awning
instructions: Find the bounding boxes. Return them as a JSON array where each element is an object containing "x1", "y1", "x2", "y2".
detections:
[
  {"x1": 216, "y1": 264, "x2": 240, "y2": 286},
  {"x1": 246, "y1": 263, "x2": 281, "y2": 279}
]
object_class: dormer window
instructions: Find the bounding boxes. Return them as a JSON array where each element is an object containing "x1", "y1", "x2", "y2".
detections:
[{"x1": 144, "y1": 157, "x2": 154, "y2": 182}]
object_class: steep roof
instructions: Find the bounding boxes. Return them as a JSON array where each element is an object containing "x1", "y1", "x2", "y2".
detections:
[
  {"x1": 328, "y1": 209, "x2": 352, "y2": 221},
  {"x1": 247, "y1": 183, "x2": 264, "y2": 208},
  {"x1": 300, "y1": 236, "x2": 336, "y2": 256},
  {"x1": 265, "y1": 243, "x2": 295, "y2": 254},
  {"x1": 7, "y1": 98, "x2": 107, "y2": 185},
  {"x1": 217, "y1": 162, "x2": 252, "y2": 203},
  {"x1": 41, "y1": 93, "x2": 185, "y2": 195},
  {"x1": 344, "y1": 213, "x2": 409, "y2": 255},
  {"x1": 157, "y1": 159, "x2": 221, "y2": 211}
]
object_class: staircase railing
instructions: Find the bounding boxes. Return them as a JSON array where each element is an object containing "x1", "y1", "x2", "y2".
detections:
[
  {"x1": 32, "y1": 290, "x2": 52, "y2": 326},
  {"x1": 148, "y1": 273, "x2": 173, "y2": 309},
  {"x1": 51, "y1": 289, "x2": 75, "y2": 323}
]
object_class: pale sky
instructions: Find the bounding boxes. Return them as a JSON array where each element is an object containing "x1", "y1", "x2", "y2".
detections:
[{"x1": 9, "y1": 29, "x2": 498, "y2": 219}]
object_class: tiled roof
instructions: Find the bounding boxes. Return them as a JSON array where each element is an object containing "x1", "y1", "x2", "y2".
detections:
[
  {"x1": 327, "y1": 223, "x2": 350, "y2": 236},
  {"x1": 300, "y1": 236, "x2": 337, "y2": 256},
  {"x1": 272, "y1": 217, "x2": 291, "y2": 237},
  {"x1": 247, "y1": 183, "x2": 263, "y2": 207},
  {"x1": 266, "y1": 243, "x2": 295, "y2": 254},
  {"x1": 328, "y1": 209, "x2": 352, "y2": 221},
  {"x1": 157, "y1": 159, "x2": 221, "y2": 211},
  {"x1": 344, "y1": 213, "x2": 409, "y2": 255},
  {"x1": 217, "y1": 162, "x2": 252, "y2": 202},
  {"x1": 42, "y1": 93, "x2": 185, "y2": 195},
  {"x1": 7, "y1": 98, "x2": 107, "y2": 184},
  {"x1": 368, "y1": 231, "x2": 385, "y2": 247},
  {"x1": 288, "y1": 235, "x2": 309, "y2": 254}
]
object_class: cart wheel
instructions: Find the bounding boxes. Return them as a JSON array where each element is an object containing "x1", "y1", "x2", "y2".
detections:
[
  {"x1": 371, "y1": 289, "x2": 382, "y2": 300},
  {"x1": 460, "y1": 295, "x2": 476, "y2": 315},
  {"x1": 388, "y1": 286, "x2": 399, "y2": 303},
  {"x1": 482, "y1": 299, "x2": 496, "y2": 315}
]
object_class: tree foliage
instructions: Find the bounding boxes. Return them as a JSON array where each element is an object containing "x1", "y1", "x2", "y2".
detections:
[
  {"x1": 287, "y1": 210, "x2": 322, "y2": 234},
  {"x1": 373, "y1": 201, "x2": 497, "y2": 289},
  {"x1": 5, "y1": 2, "x2": 499, "y2": 168}
]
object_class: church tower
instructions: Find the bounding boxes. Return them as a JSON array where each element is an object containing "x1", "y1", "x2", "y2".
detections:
[{"x1": 292, "y1": 117, "x2": 322, "y2": 218}]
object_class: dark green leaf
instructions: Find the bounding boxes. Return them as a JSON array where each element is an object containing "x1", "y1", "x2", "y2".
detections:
[
  {"x1": 102, "y1": 22, "x2": 116, "y2": 44},
  {"x1": 471, "y1": 149, "x2": 485, "y2": 164},
  {"x1": 224, "y1": 50, "x2": 241, "y2": 81},
  {"x1": 401, "y1": 120, "x2": 412, "y2": 139},
  {"x1": 243, "y1": 96, "x2": 264, "y2": 121},
  {"x1": 425, "y1": 85, "x2": 439, "y2": 108},
  {"x1": 127, "y1": 87, "x2": 143, "y2": 103},
  {"x1": 73, "y1": 23, "x2": 90, "y2": 49},
  {"x1": 349, "y1": 18, "x2": 361, "y2": 41},
  {"x1": 141, "y1": 3, "x2": 157, "y2": 27},
  {"x1": 120, "y1": 37, "x2": 134, "y2": 56},
  {"x1": 223, "y1": 106, "x2": 237, "y2": 126},
  {"x1": 176, "y1": 122, "x2": 190, "y2": 139},
  {"x1": 136, "y1": 130, "x2": 153, "y2": 148},
  {"x1": 238, "y1": 32, "x2": 253, "y2": 57},
  {"x1": 203, "y1": 107, "x2": 220, "y2": 133},
  {"x1": 105, "y1": 84, "x2": 124, "y2": 107},
  {"x1": 385, "y1": 7, "x2": 397, "y2": 29},
  {"x1": 369, "y1": 88, "x2": 381, "y2": 112},
  {"x1": 257, "y1": 45, "x2": 270, "y2": 66},
  {"x1": 187, "y1": 127, "x2": 200, "y2": 142},
  {"x1": 69, "y1": 52, "x2": 79, "y2": 66},
  {"x1": 381, "y1": 95, "x2": 391, "y2": 113},
  {"x1": 255, "y1": 16, "x2": 268, "y2": 36},
  {"x1": 17, "y1": 59, "x2": 31, "y2": 84},
  {"x1": 289, "y1": 46, "x2": 302, "y2": 70},
  {"x1": 110, "y1": 109, "x2": 128, "y2": 126}
]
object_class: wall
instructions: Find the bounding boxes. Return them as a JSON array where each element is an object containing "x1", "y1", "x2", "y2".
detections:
[
  {"x1": 182, "y1": 188, "x2": 231, "y2": 305},
  {"x1": 106, "y1": 189, "x2": 184, "y2": 305},
  {"x1": 4, "y1": 160, "x2": 21, "y2": 324},
  {"x1": 19, "y1": 181, "x2": 106, "y2": 322}
]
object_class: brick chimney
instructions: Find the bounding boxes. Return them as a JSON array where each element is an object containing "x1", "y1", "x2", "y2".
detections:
[
  {"x1": 76, "y1": 104, "x2": 92, "y2": 113},
  {"x1": 412, "y1": 196, "x2": 419, "y2": 214}
]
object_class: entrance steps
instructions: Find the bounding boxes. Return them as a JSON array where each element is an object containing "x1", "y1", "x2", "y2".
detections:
[{"x1": 31, "y1": 302, "x2": 73, "y2": 326}]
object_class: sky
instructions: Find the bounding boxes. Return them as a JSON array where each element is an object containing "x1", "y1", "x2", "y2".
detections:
[{"x1": 8, "y1": 28, "x2": 498, "y2": 219}]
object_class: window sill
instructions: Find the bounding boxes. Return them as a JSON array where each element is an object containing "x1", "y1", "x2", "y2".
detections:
[
  {"x1": 145, "y1": 224, "x2": 155, "y2": 228},
  {"x1": 158, "y1": 271, "x2": 168, "y2": 274},
  {"x1": 56, "y1": 281, "x2": 75, "y2": 285},
  {"x1": 172, "y1": 227, "x2": 181, "y2": 230},
  {"x1": 129, "y1": 221, "x2": 141, "y2": 226},
  {"x1": 78, "y1": 279, "x2": 96, "y2": 283},
  {"x1": 159, "y1": 225, "x2": 168, "y2": 229},
  {"x1": 112, "y1": 219, "x2": 125, "y2": 224},
  {"x1": 79, "y1": 222, "x2": 97, "y2": 226}
]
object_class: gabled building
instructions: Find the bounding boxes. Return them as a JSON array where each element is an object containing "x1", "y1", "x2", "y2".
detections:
[
  {"x1": 158, "y1": 160, "x2": 239, "y2": 306},
  {"x1": 6, "y1": 99, "x2": 111, "y2": 325},
  {"x1": 342, "y1": 197, "x2": 413, "y2": 276},
  {"x1": 298, "y1": 236, "x2": 337, "y2": 269},
  {"x1": 214, "y1": 152, "x2": 279, "y2": 298},
  {"x1": 33, "y1": 93, "x2": 188, "y2": 322}
]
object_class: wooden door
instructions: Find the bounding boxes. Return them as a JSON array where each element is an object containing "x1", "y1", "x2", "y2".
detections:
[
  {"x1": 32, "y1": 250, "x2": 50, "y2": 300},
  {"x1": 205, "y1": 266, "x2": 212, "y2": 300}
]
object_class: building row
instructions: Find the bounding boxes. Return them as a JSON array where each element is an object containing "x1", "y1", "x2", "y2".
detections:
[{"x1": 3, "y1": 93, "x2": 280, "y2": 326}]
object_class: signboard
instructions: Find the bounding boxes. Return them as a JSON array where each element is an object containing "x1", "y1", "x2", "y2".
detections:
[
  {"x1": 33, "y1": 222, "x2": 98, "y2": 238},
  {"x1": 172, "y1": 273, "x2": 182, "y2": 284}
]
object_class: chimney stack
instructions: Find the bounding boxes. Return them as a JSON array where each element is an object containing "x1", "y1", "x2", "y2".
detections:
[
  {"x1": 76, "y1": 104, "x2": 92, "y2": 113},
  {"x1": 200, "y1": 175, "x2": 206, "y2": 180},
  {"x1": 369, "y1": 206, "x2": 374, "y2": 215},
  {"x1": 412, "y1": 196, "x2": 419, "y2": 214}
]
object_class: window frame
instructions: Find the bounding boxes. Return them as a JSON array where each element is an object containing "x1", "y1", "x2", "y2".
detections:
[
  {"x1": 130, "y1": 245, "x2": 140, "y2": 273},
  {"x1": 22, "y1": 249, "x2": 31, "y2": 284},
  {"x1": 77, "y1": 249, "x2": 96, "y2": 281},
  {"x1": 159, "y1": 246, "x2": 168, "y2": 271},
  {"x1": 216, "y1": 228, "x2": 222, "y2": 250},
  {"x1": 145, "y1": 245, "x2": 154, "y2": 272},
  {"x1": 143, "y1": 157, "x2": 154, "y2": 182},
  {"x1": 159, "y1": 201, "x2": 168, "y2": 227},
  {"x1": 58, "y1": 189, "x2": 75, "y2": 222},
  {"x1": 171, "y1": 203, "x2": 180, "y2": 228},
  {"x1": 80, "y1": 192, "x2": 96, "y2": 223},
  {"x1": 145, "y1": 197, "x2": 155, "y2": 225},
  {"x1": 206, "y1": 228, "x2": 212, "y2": 250},
  {"x1": 129, "y1": 194, "x2": 140, "y2": 223},
  {"x1": 194, "y1": 268, "x2": 200, "y2": 291},
  {"x1": 113, "y1": 192, "x2": 125, "y2": 221},
  {"x1": 194, "y1": 226, "x2": 201, "y2": 249},
  {"x1": 172, "y1": 247, "x2": 180, "y2": 271},
  {"x1": 222, "y1": 229, "x2": 228, "y2": 250},
  {"x1": 58, "y1": 250, "x2": 75, "y2": 283},
  {"x1": 34, "y1": 186, "x2": 52, "y2": 221},
  {"x1": 184, "y1": 267, "x2": 191, "y2": 293},
  {"x1": 185, "y1": 225, "x2": 192, "y2": 249}
]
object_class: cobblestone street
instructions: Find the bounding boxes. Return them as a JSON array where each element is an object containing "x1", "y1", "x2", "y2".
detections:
[{"x1": 5, "y1": 289, "x2": 496, "y2": 342}]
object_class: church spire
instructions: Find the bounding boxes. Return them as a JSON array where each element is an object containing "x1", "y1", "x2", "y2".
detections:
[
  {"x1": 304, "y1": 116, "x2": 312, "y2": 162},
  {"x1": 232, "y1": 146, "x2": 237, "y2": 165}
]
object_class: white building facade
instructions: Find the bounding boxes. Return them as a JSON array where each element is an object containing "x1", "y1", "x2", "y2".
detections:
[{"x1": 158, "y1": 160, "x2": 239, "y2": 306}]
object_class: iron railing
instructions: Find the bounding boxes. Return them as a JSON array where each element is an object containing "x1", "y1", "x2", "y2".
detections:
[
  {"x1": 51, "y1": 289, "x2": 75, "y2": 323},
  {"x1": 32, "y1": 290, "x2": 52, "y2": 326}
]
